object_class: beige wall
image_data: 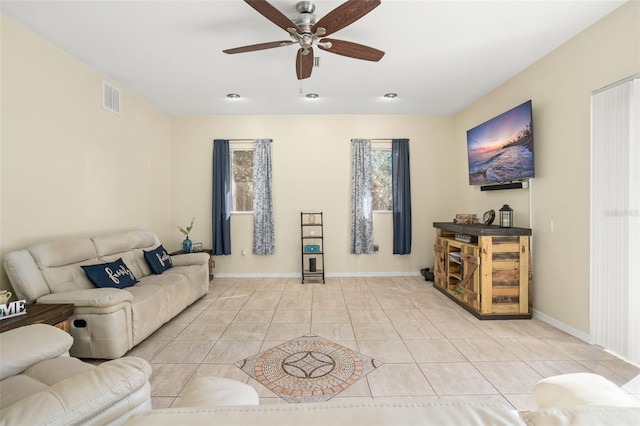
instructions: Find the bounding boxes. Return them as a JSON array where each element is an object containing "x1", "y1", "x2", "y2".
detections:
[
  {"x1": 0, "y1": 16, "x2": 173, "y2": 292},
  {"x1": 453, "y1": 1, "x2": 640, "y2": 337},
  {"x1": 170, "y1": 114, "x2": 455, "y2": 277}
]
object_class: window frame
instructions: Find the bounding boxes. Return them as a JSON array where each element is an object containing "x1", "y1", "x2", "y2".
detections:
[
  {"x1": 230, "y1": 143, "x2": 254, "y2": 214},
  {"x1": 371, "y1": 143, "x2": 392, "y2": 213}
]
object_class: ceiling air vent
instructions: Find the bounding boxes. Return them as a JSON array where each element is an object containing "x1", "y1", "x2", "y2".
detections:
[
  {"x1": 102, "y1": 81, "x2": 121, "y2": 115},
  {"x1": 314, "y1": 57, "x2": 320, "y2": 67}
]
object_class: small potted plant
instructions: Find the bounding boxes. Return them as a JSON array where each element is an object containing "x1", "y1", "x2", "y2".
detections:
[{"x1": 178, "y1": 218, "x2": 195, "y2": 253}]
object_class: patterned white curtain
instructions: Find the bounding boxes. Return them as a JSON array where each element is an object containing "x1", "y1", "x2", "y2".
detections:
[
  {"x1": 253, "y1": 139, "x2": 274, "y2": 255},
  {"x1": 351, "y1": 139, "x2": 374, "y2": 254}
]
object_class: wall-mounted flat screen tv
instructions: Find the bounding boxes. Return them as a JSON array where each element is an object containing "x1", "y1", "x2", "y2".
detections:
[{"x1": 467, "y1": 100, "x2": 534, "y2": 185}]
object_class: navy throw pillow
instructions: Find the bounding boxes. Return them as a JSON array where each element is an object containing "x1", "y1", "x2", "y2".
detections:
[
  {"x1": 143, "y1": 245, "x2": 173, "y2": 275},
  {"x1": 81, "y1": 258, "x2": 138, "y2": 289}
]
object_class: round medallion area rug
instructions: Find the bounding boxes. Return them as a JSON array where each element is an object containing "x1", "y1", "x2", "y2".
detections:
[{"x1": 235, "y1": 334, "x2": 382, "y2": 403}]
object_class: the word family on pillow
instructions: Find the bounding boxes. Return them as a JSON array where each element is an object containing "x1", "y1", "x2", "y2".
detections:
[
  {"x1": 81, "y1": 258, "x2": 138, "y2": 289},
  {"x1": 143, "y1": 245, "x2": 173, "y2": 274}
]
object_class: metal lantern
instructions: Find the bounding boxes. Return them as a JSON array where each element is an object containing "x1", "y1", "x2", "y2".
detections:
[{"x1": 499, "y1": 204, "x2": 513, "y2": 228}]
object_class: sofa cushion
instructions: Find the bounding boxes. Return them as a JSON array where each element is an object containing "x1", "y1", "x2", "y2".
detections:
[
  {"x1": 82, "y1": 258, "x2": 139, "y2": 289},
  {"x1": 41, "y1": 261, "x2": 97, "y2": 293},
  {"x1": 24, "y1": 357, "x2": 94, "y2": 386},
  {"x1": 30, "y1": 238, "x2": 97, "y2": 268},
  {"x1": 0, "y1": 375, "x2": 49, "y2": 407},
  {"x1": 126, "y1": 283, "x2": 171, "y2": 344},
  {"x1": 144, "y1": 245, "x2": 173, "y2": 274},
  {"x1": 146, "y1": 272, "x2": 193, "y2": 318},
  {"x1": 27, "y1": 238, "x2": 99, "y2": 294},
  {"x1": 92, "y1": 231, "x2": 156, "y2": 257},
  {"x1": 93, "y1": 231, "x2": 159, "y2": 279},
  {"x1": 164, "y1": 263, "x2": 209, "y2": 302}
]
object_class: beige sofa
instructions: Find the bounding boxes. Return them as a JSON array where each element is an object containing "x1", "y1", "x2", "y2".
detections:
[
  {"x1": 3, "y1": 230, "x2": 209, "y2": 359},
  {"x1": 126, "y1": 373, "x2": 640, "y2": 425},
  {"x1": 0, "y1": 324, "x2": 152, "y2": 425}
]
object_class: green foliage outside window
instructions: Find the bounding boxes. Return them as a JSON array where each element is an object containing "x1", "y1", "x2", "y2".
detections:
[
  {"x1": 232, "y1": 150, "x2": 253, "y2": 212},
  {"x1": 372, "y1": 149, "x2": 392, "y2": 211}
]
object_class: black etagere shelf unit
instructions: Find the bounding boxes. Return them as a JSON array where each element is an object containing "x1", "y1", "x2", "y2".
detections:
[{"x1": 301, "y1": 212, "x2": 325, "y2": 284}]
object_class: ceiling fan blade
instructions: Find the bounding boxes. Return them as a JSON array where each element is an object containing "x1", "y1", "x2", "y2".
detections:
[
  {"x1": 312, "y1": 0, "x2": 381, "y2": 37},
  {"x1": 296, "y1": 47, "x2": 314, "y2": 80},
  {"x1": 245, "y1": 0, "x2": 301, "y2": 34},
  {"x1": 223, "y1": 40, "x2": 294, "y2": 54},
  {"x1": 318, "y1": 38, "x2": 384, "y2": 62}
]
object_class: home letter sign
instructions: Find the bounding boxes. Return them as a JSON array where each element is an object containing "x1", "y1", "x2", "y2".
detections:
[{"x1": 0, "y1": 300, "x2": 27, "y2": 320}]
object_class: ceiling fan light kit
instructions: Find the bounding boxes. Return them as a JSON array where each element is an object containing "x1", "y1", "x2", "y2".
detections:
[{"x1": 224, "y1": 0, "x2": 385, "y2": 80}]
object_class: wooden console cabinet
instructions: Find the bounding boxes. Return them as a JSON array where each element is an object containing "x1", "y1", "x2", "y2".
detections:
[{"x1": 433, "y1": 222, "x2": 532, "y2": 319}]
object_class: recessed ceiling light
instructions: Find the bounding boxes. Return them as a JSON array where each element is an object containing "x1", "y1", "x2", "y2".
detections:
[
  {"x1": 305, "y1": 93, "x2": 319, "y2": 99},
  {"x1": 384, "y1": 93, "x2": 397, "y2": 99},
  {"x1": 226, "y1": 93, "x2": 240, "y2": 99}
]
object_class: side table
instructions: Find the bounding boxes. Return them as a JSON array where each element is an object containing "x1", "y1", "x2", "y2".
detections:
[
  {"x1": 0, "y1": 303, "x2": 75, "y2": 333},
  {"x1": 170, "y1": 249, "x2": 215, "y2": 280}
]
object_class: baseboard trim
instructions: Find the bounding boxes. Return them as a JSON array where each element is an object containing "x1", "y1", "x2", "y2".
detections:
[
  {"x1": 532, "y1": 308, "x2": 591, "y2": 343},
  {"x1": 214, "y1": 273, "x2": 299, "y2": 278},
  {"x1": 326, "y1": 271, "x2": 421, "y2": 278},
  {"x1": 214, "y1": 271, "x2": 421, "y2": 279}
]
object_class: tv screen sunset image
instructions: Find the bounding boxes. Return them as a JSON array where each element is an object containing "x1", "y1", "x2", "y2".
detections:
[{"x1": 467, "y1": 100, "x2": 534, "y2": 185}]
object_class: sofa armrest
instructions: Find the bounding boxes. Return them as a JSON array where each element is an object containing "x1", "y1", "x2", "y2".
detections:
[
  {"x1": 170, "y1": 252, "x2": 209, "y2": 267},
  {"x1": 0, "y1": 324, "x2": 73, "y2": 380},
  {"x1": 37, "y1": 288, "x2": 133, "y2": 307}
]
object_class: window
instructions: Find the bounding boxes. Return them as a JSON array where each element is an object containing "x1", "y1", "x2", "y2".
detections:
[
  {"x1": 371, "y1": 148, "x2": 392, "y2": 211},
  {"x1": 231, "y1": 148, "x2": 253, "y2": 212}
]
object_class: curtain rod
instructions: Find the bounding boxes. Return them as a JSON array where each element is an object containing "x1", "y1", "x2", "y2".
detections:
[
  {"x1": 351, "y1": 138, "x2": 409, "y2": 142},
  {"x1": 216, "y1": 139, "x2": 272, "y2": 142}
]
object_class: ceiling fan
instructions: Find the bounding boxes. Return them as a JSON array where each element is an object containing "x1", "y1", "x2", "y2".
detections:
[{"x1": 223, "y1": 0, "x2": 385, "y2": 80}]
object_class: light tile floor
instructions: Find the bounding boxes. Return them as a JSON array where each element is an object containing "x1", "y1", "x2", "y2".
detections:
[{"x1": 124, "y1": 276, "x2": 640, "y2": 410}]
